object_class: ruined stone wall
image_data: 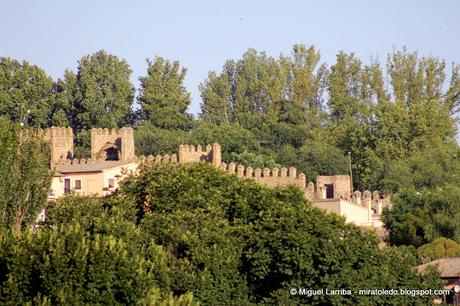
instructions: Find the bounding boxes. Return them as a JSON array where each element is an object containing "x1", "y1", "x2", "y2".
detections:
[
  {"x1": 90, "y1": 127, "x2": 135, "y2": 161},
  {"x1": 178, "y1": 143, "x2": 221, "y2": 166},
  {"x1": 38, "y1": 127, "x2": 74, "y2": 165}
]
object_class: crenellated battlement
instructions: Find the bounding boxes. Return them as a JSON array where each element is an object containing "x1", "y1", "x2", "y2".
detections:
[
  {"x1": 138, "y1": 153, "x2": 179, "y2": 165},
  {"x1": 178, "y1": 143, "x2": 221, "y2": 166},
  {"x1": 38, "y1": 126, "x2": 74, "y2": 165},
  {"x1": 343, "y1": 190, "x2": 391, "y2": 215},
  {"x1": 40, "y1": 128, "x2": 391, "y2": 228},
  {"x1": 91, "y1": 127, "x2": 134, "y2": 136},
  {"x1": 91, "y1": 127, "x2": 135, "y2": 162},
  {"x1": 219, "y1": 162, "x2": 307, "y2": 190}
]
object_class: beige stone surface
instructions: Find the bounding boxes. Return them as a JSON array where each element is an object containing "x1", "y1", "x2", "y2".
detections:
[{"x1": 91, "y1": 127, "x2": 135, "y2": 161}]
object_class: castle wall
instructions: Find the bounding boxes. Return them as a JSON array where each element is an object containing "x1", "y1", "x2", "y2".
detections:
[
  {"x1": 38, "y1": 127, "x2": 74, "y2": 165},
  {"x1": 314, "y1": 198, "x2": 372, "y2": 225},
  {"x1": 138, "y1": 153, "x2": 178, "y2": 165},
  {"x1": 316, "y1": 175, "x2": 351, "y2": 199},
  {"x1": 219, "y1": 163, "x2": 307, "y2": 190},
  {"x1": 178, "y1": 143, "x2": 221, "y2": 166},
  {"x1": 42, "y1": 128, "x2": 390, "y2": 229},
  {"x1": 90, "y1": 127, "x2": 135, "y2": 161}
]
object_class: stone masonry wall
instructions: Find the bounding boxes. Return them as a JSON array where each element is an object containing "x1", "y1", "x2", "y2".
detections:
[
  {"x1": 90, "y1": 127, "x2": 135, "y2": 161},
  {"x1": 38, "y1": 127, "x2": 74, "y2": 165},
  {"x1": 178, "y1": 143, "x2": 221, "y2": 166}
]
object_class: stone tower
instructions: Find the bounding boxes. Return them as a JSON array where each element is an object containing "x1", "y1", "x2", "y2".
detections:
[
  {"x1": 43, "y1": 127, "x2": 74, "y2": 165},
  {"x1": 90, "y1": 127, "x2": 135, "y2": 161},
  {"x1": 178, "y1": 143, "x2": 221, "y2": 166},
  {"x1": 316, "y1": 175, "x2": 352, "y2": 199}
]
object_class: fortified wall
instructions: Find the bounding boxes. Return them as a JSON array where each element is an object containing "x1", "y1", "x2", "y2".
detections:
[
  {"x1": 38, "y1": 127, "x2": 74, "y2": 165},
  {"x1": 178, "y1": 144, "x2": 221, "y2": 166},
  {"x1": 39, "y1": 127, "x2": 136, "y2": 166},
  {"x1": 40, "y1": 126, "x2": 390, "y2": 227},
  {"x1": 139, "y1": 143, "x2": 391, "y2": 218},
  {"x1": 91, "y1": 128, "x2": 135, "y2": 161},
  {"x1": 138, "y1": 148, "x2": 378, "y2": 223}
]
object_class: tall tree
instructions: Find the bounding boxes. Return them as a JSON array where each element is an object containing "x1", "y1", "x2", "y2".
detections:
[
  {"x1": 0, "y1": 57, "x2": 54, "y2": 128},
  {"x1": 385, "y1": 49, "x2": 458, "y2": 150},
  {"x1": 49, "y1": 70, "x2": 77, "y2": 127},
  {"x1": 326, "y1": 52, "x2": 386, "y2": 190},
  {"x1": 281, "y1": 44, "x2": 327, "y2": 127},
  {"x1": 0, "y1": 119, "x2": 52, "y2": 233},
  {"x1": 138, "y1": 57, "x2": 192, "y2": 130},
  {"x1": 200, "y1": 45, "x2": 326, "y2": 131},
  {"x1": 326, "y1": 49, "x2": 459, "y2": 190},
  {"x1": 69, "y1": 50, "x2": 135, "y2": 131}
]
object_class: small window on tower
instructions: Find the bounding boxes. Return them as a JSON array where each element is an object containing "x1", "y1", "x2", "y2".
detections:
[
  {"x1": 74, "y1": 180, "x2": 82, "y2": 190},
  {"x1": 108, "y1": 178, "x2": 115, "y2": 189}
]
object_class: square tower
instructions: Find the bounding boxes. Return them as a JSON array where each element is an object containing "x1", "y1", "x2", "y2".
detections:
[
  {"x1": 44, "y1": 127, "x2": 74, "y2": 165},
  {"x1": 316, "y1": 175, "x2": 352, "y2": 199},
  {"x1": 90, "y1": 127, "x2": 135, "y2": 161}
]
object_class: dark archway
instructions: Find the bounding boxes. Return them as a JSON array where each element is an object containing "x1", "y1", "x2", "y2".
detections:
[
  {"x1": 105, "y1": 146, "x2": 119, "y2": 161},
  {"x1": 97, "y1": 142, "x2": 120, "y2": 161}
]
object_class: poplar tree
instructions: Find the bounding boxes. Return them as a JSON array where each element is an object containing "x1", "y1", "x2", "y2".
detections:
[
  {"x1": 0, "y1": 119, "x2": 52, "y2": 233},
  {"x1": 138, "y1": 57, "x2": 192, "y2": 130},
  {"x1": 199, "y1": 45, "x2": 326, "y2": 129}
]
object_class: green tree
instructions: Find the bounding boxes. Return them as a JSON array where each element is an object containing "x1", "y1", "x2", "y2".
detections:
[
  {"x1": 0, "y1": 119, "x2": 52, "y2": 233},
  {"x1": 121, "y1": 162, "x2": 442, "y2": 305},
  {"x1": 50, "y1": 70, "x2": 77, "y2": 127},
  {"x1": 296, "y1": 140, "x2": 349, "y2": 181},
  {"x1": 326, "y1": 49, "x2": 459, "y2": 190},
  {"x1": 383, "y1": 185, "x2": 460, "y2": 247},
  {"x1": 0, "y1": 194, "x2": 200, "y2": 305},
  {"x1": 69, "y1": 50, "x2": 135, "y2": 131},
  {"x1": 383, "y1": 145, "x2": 460, "y2": 193},
  {"x1": 199, "y1": 45, "x2": 326, "y2": 130},
  {"x1": 191, "y1": 122, "x2": 261, "y2": 161},
  {"x1": 418, "y1": 237, "x2": 460, "y2": 263},
  {"x1": 135, "y1": 122, "x2": 190, "y2": 156},
  {"x1": 228, "y1": 150, "x2": 280, "y2": 169},
  {"x1": 0, "y1": 57, "x2": 54, "y2": 127},
  {"x1": 138, "y1": 57, "x2": 192, "y2": 130},
  {"x1": 280, "y1": 45, "x2": 326, "y2": 127},
  {"x1": 385, "y1": 49, "x2": 457, "y2": 150}
]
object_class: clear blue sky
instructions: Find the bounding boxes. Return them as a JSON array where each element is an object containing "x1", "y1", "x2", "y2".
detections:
[{"x1": 1, "y1": 0, "x2": 459, "y2": 114}]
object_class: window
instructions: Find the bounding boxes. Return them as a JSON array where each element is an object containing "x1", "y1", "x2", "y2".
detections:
[
  {"x1": 108, "y1": 178, "x2": 115, "y2": 189},
  {"x1": 64, "y1": 179, "x2": 71, "y2": 194},
  {"x1": 74, "y1": 179, "x2": 82, "y2": 190}
]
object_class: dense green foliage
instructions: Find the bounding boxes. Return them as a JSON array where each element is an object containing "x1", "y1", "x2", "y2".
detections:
[
  {"x1": 138, "y1": 57, "x2": 192, "y2": 130},
  {"x1": 119, "y1": 162, "x2": 442, "y2": 305},
  {"x1": 0, "y1": 159, "x2": 445, "y2": 305},
  {"x1": 417, "y1": 237, "x2": 460, "y2": 263},
  {"x1": 62, "y1": 50, "x2": 135, "y2": 131},
  {"x1": 0, "y1": 119, "x2": 52, "y2": 233},
  {"x1": 383, "y1": 185, "x2": 460, "y2": 247},
  {"x1": 0, "y1": 195, "x2": 197, "y2": 305},
  {"x1": 0, "y1": 58, "x2": 55, "y2": 127},
  {"x1": 1, "y1": 45, "x2": 459, "y2": 303}
]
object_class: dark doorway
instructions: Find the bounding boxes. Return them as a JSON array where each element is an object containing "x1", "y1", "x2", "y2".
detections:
[
  {"x1": 64, "y1": 179, "x2": 71, "y2": 194},
  {"x1": 105, "y1": 147, "x2": 119, "y2": 161},
  {"x1": 325, "y1": 184, "x2": 334, "y2": 199}
]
